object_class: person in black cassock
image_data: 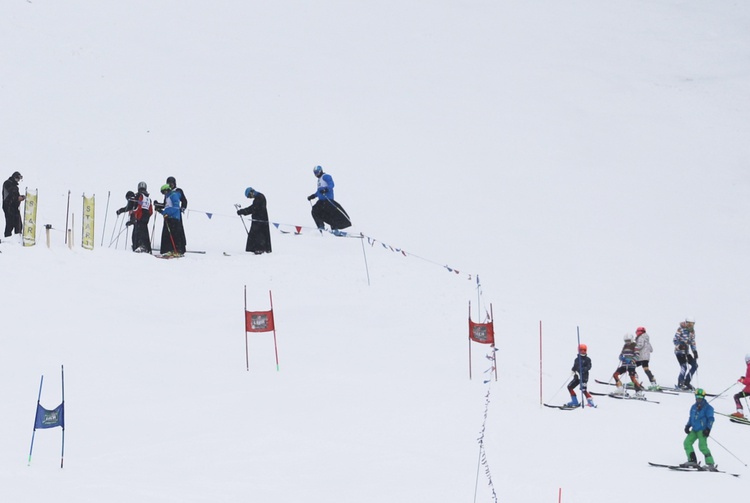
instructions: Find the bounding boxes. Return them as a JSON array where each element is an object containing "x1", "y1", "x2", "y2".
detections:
[
  {"x1": 3, "y1": 171, "x2": 26, "y2": 237},
  {"x1": 236, "y1": 187, "x2": 272, "y2": 254},
  {"x1": 165, "y1": 176, "x2": 187, "y2": 253},
  {"x1": 306, "y1": 165, "x2": 351, "y2": 234}
]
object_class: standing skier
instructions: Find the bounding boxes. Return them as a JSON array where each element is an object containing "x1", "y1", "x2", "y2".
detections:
[
  {"x1": 674, "y1": 318, "x2": 698, "y2": 390},
  {"x1": 730, "y1": 354, "x2": 750, "y2": 418},
  {"x1": 165, "y1": 176, "x2": 187, "y2": 253},
  {"x1": 634, "y1": 326, "x2": 658, "y2": 390},
  {"x1": 2, "y1": 171, "x2": 25, "y2": 237},
  {"x1": 132, "y1": 182, "x2": 153, "y2": 253},
  {"x1": 565, "y1": 344, "x2": 596, "y2": 408},
  {"x1": 236, "y1": 187, "x2": 272, "y2": 254},
  {"x1": 154, "y1": 184, "x2": 183, "y2": 256},
  {"x1": 612, "y1": 333, "x2": 645, "y2": 397},
  {"x1": 682, "y1": 388, "x2": 717, "y2": 471},
  {"x1": 306, "y1": 165, "x2": 351, "y2": 234}
]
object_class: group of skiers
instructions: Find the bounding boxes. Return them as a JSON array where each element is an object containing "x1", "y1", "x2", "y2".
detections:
[
  {"x1": 562, "y1": 317, "x2": 748, "y2": 472},
  {"x1": 115, "y1": 165, "x2": 351, "y2": 256}
]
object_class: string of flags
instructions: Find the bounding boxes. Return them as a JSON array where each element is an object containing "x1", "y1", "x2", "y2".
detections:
[{"x1": 186, "y1": 208, "x2": 475, "y2": 280}]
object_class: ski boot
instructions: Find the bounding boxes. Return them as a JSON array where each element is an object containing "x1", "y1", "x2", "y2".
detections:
[
  {"x1": 705, "y1": 464, "x2": 719, "y2": 472},
  {"x1": 586, "y1": 398, "x2": 597, "y2": 408},
  {"x1": 731, "y1": 411, "x2": 745, "y2": 419},
  {"x1": 679, "y1": 453, "x2": 699, "y2": 469},
  {"x1": 565, "y1": 395, "x2": 580, "y2": 408}
]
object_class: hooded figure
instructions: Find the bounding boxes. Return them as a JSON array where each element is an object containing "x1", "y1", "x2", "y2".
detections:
[
  {"x1": 2, "y1": 171, "x2": 25, "y2": 237},
  {"x1": 236, "y1": 187, "x2": 272, "y2": 254}
]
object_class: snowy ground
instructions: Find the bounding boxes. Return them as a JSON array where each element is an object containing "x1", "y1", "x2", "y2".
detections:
[{"x1": 2, "y1": 1, "x2": 750, "y2": 502}]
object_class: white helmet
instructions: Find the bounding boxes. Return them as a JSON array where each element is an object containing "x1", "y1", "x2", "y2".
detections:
[
  {"x1": 623, "y1": 333, "x2": 634, "y2": 342},
  {"x1": 685, "y1": 317, "x2": 695, "y2": 323},
  {"x1": 745, "y1": 353, "x2": 750, "y2": 364}
]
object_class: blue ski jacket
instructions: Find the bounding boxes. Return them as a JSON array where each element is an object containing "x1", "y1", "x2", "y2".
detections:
[
  {"x1": 315, "y1": 173, "x2": 335, "y2": 201},
  {"x1": 161, "y1": 190, "x2": 182, "y2": 219},
  {"x1": 686, "y1": 400, "x2": 714, "y2": 432}
]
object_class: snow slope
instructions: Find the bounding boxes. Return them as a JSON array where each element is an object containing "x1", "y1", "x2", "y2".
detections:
[{"x1": 2, "y1": 1, "x2": 750, "y2": 501}]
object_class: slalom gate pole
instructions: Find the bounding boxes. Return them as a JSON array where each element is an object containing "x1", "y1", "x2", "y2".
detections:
[
  {"x1": 468, "y1": 302, "x2": 472, "y2": 380},
  {"x1": 491, "y1": 304, "x2": 497, "y2": 381},
  {"x1": 359, "y1": 233, "x2": 371, "y2": 286},
  {"x1": 28, "y1": 375, "x2": 44, "y2": 466},
  {"x1": 64, "y1": 190, "x2": 71, "y2": 244},
  {"x1": 577, "y1": 326, "x2": 584, "y2": 410},
  {"x1": 100, "y1": 190, "x2": 111, "y2": 246},
  {"x1": 539, "y1": 321, "x2": 543, "y2": 406},
  {"x1": 270, "y1": 290, "x2": 280, "y2": 371},
  {"x1": 60, "y1": 365, "x2": 65, "y2": 468},
  {"x1": 234, "y1": 204, "x2": 249, "y2": 234},
  {"x1": 244, "y1": 286, "x2": 249, "y2": 371},
  {"x1": 709, "y1": 434, "x2": 747, "y2": 466}
]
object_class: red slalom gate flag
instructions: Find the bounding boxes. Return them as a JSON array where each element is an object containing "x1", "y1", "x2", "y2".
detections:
[
  {"x1": 245, "y1": 310, "x2": 275, "y2": 332},
  {"x1": 469, "y1": 319, "x2": 494, "y2": 345}
]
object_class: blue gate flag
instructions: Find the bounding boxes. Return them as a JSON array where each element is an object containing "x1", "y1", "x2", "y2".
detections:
[{"x1": 35, "y1": 403, "x2": 64, "y2": 429}]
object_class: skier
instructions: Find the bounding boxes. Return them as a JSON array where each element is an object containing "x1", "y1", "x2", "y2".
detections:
[
  {"x1": 674, "y1": 318, "x2": 698, "y2": 390},
  {"x1": 306, "y1": 165, "x2": 351, "y2": 234},
  {"x1": 681, "y1": 388, "x2": 717, "y2": 471},
  {"x1": 730, "y1": 354, "x2": 750, "y2": 418},
  {"x1": 612, "y1": 333, "x2": 645, "y2": 397},
  {"x1": 634, "y1": 326, "x2": 658, "y2": 390},
  {"x1": 565, "y1": 344, "x2": 596, "y2": 408},
  {"x1": 236, "y1": 187, "x2": 272, "y2": 254},
  {"x1": 131, "y1": 182, "x2": 153, "y2": 253},
  {"x1": 154, "y1": 184, "x2": 183, "y2": 256},
  {"x1": 2, "y1": 171, "x2": 25, "y2": 237},
  {"x1": 165, "y1": 176, "x2": 187, "y2": 253}
]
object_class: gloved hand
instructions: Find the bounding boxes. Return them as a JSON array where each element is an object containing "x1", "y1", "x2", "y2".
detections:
[
  {"x1": 319, "y1": 188, "x2": 328, "y2": 194},
  {"x1": 693, "y1": 350, "x2": 698, "y2": 360},
  {"x1": 116, "y1": 208, "x2": 125, "y2": 215},
  {"x1": 236, "y1": 209, "x2": 243, "y2": 216},
  {"x1": 125, "y1": 221, "x2": 133, "y2": 227},
  {"x1": 684, "y1": 425, "x2": 691, "y2": 434},
  {"x1": 704, "y1": 428, "x2": 710, "y2": 438},
  {"x1": 739, "y1": 376, "x2": 746, "y2": 384},
  {"x1": 307, "y1": 194, "x2": 316, "y2": 201}
]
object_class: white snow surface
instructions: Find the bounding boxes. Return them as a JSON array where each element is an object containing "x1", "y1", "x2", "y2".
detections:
[{"x1": 2, "y1": 1, "x2": 750, "y2": 502}]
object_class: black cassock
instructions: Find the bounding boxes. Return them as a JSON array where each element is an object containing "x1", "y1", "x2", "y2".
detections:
[{"x1": 238, "y1": 193, "x2": 272, "y2": 253}]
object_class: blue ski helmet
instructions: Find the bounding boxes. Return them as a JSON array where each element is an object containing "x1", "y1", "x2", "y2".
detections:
[
  {"x1": 245, "y1": 187, "x2": 255, "y2": 198},
  {"x1": 313, "y1": 165, "x2": 323, "y2": 176}
]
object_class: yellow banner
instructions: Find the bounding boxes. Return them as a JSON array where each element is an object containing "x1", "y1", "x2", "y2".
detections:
[
  {"x1": 82, "y1": 194, "x2": 95, "y2": 250},
  {"x1": 22, "y1": 190, "x2": 37, "y2": 247}
]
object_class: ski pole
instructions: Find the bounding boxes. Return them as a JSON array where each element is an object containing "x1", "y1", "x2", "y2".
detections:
[
  {"x1": 100, "y1": 190, "x2": 111, "y2": 247},
  {"x1": 708, "y1": 381, "x2": 738, "y2": 403},
  {"x1": 109, "y1": 214, "x2": 122, "y2": 247},
  {"x1": 234, "y1": 204, "x2": 249, "y2": 234},
  {"x1": 709, "y1": 434, "x2": 748, "y2": 466},
  {"x1": 547, "y1": 372, "x2": 574, "y2": 402}
]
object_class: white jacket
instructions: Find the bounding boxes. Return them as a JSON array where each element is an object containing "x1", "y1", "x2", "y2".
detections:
[{"x1": 635, "y1": 333, "x2": 653, "y2": 361}]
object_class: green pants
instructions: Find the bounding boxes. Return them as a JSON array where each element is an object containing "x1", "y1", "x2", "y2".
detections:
[{"x1": 684, "y1": 430, "x2": 714, "y2": 464}]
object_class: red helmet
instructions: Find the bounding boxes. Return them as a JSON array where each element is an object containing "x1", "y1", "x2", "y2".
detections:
[
  {"x1": 578, "y1": 344, "x2": 587, "y2": 353},
  {"x1": 636, "y1": 326, "x2": 646, "y2": 335}
]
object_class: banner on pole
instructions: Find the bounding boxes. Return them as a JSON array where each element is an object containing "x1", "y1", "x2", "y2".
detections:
[
  {"x1": 23, "y1": 189, "x2": 38, "y2": 247},
  {"x1": 82, "y1": 194, "x2": 95, "y2": 250},
  {"x1": 34, "y1": 403, "x2": 65, "y2": 429},
  {"x1": 469, "y1": 319, "x2": 495, "y2": 345},
  {"x1": 245, "y1": 309, "x2": 275, "y2": 332}
]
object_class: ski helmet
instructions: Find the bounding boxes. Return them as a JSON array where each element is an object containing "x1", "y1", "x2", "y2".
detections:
[
  {"x1": 578, "y1": 344, "x2": 587, "y2": 354},
  {"x1": 745, "y1": 353, "x2": 750, "y2": 364},
  {"x1": 160, "y1": 184, "x2": 171, "y2": 193},
  {"x1": 685, "y1": 317, "x2": 695, "y2": 324},
  {"x1": 623, "y1": 333, "x2": 634, "y2": 342},
  {"x1": 125, "y1": 190, "x2": 135, "y2": 199},
  {"x1": 245, "y1": 187, "x2": 255, "y2": 198},
  {"x1": 166, "y1": 176, "x2": 176, "y2": 188},
  {"x1": 695, "y1": 388, "x2": 706, "y2": 399},
  {"x1": 313, "y1": 165, "x2": 323, "y2": 176},
  {"x1": 137, "y1": 181, "x2": 147, "y2": 191},
  {"x1": 635, "y1": 326, "x2": 646, "y2": 335}
]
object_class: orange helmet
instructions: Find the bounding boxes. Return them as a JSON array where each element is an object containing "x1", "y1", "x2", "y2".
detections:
[
  {"x1": 578, "y1": 344, "x2": 588, "y2": 354},
  {"x1": 636, "y1": 326, "x2": 646, "y2": 335}
]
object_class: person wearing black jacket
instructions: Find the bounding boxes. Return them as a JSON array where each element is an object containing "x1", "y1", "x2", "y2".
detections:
[
  {"x1": 236, "y1": 187, "x2": 272, "y2": 254},
  {"x1": 2, "y1": 171, "x2": 25, "y2": 237}
]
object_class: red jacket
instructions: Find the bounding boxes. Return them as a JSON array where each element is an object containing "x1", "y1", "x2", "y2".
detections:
[{"x1": 741, "y1": 362, "x2": 750, "y2": 393}]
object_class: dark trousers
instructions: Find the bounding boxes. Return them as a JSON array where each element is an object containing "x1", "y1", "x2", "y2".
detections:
[
  {"x1": 160, "y1": 217, "x2": 185, "y2": 254},
  {"x1": 132, "y1": 218, "x2": 151, "y2": 252},
  {"x1": 3, "y1": 207, "x2": 22, "y2": 237}
]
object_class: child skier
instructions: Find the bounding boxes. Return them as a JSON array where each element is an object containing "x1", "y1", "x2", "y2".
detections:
[
  {"x1": 565, "y1": 344, "x2": 596, "y2": 408},
  {"x1": 674, "y1": 318, "x2": 698, "y2": 390},
  {"x1": 682, "y1": 388, "x2": 717, "y2": 471},
  {"x1": 731, "y1": 354, "x2": 750, "y2": 418},
  {"x1": 612, "y1": 333, "x2": 645, "y2": 397},
  {"x1": 634, "y1": 326, "x2": 658, "y2": 390}
]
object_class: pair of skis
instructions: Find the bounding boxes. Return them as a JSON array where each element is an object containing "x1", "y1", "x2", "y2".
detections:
[
  {"x1": 648, "y1": 461, "x2": 739, "y2": 477},
  {"x1": 594, "y1": 379, "x2": 679, "y2": 395},
  {"x1": 716, "y1": 411, "x2": 750, "y2": 426}
]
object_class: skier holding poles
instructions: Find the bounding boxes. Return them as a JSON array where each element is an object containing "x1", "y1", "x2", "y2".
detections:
[
  {"x1": 565, "y1": 344, "x2": 596, "y2": 408},
  {"x1": 730, "y1": 354, "x2": 750, "y2": 418},
  {"x1": 681, "y1": 388, "x2": 717, "y2": 471}
]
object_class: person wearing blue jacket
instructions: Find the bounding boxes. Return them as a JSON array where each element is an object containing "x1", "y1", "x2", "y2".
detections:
[
  {"x1": 682, "y1": 388, "x2": 717, "y2": 471},
  {"x1": 306, "y1": 165, "x2": 351, "y2": 234},
  {"x1": 154, "y1": 184, "x2": 184, "y2": 256}
]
